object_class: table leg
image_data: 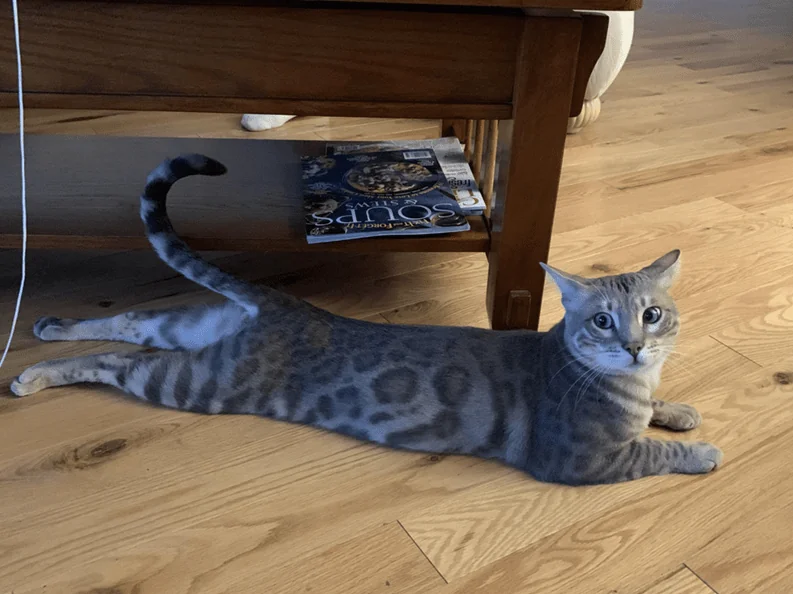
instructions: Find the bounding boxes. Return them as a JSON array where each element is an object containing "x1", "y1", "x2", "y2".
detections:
[
  {"x1": 441, "y1": 119, "x2": 468, "y2": 140},
  {"x1": 486, "y1": 14, "x2": 583, "y2": 330}
]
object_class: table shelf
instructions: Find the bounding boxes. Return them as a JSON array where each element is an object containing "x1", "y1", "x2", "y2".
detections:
[{"x1": 0, "y1": 135, "x2": 490, "y2": 253}]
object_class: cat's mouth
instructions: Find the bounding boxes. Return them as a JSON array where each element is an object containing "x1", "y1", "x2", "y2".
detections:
[
  {"x1": 596, "y1": 354, "x2": 656, "y2": 375},
  {"x1": 624, "y1": 354, "x2": 660, "y2": 374}
]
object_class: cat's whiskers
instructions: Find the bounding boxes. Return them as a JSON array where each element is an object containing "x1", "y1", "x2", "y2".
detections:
[
  {"x1": 662, "y1": 352, "x2": 696, "y2": 372},
  {"x1": 653, "y1": 344, "x2": 691, "y2": 359},
  {"x1": 649, "y1": 344, "x2": 689, "y2": 360},
  {"x1": 595, "y1": 365, "x2": 608, "y2": 400},
  {"x1": 547, "y1": 352, "x2": 588, "y2": 384},
  {"x1": 654, "y1": 346, "x2": 687, "y2": 356},
  {"x1": 575, "y1": 364, "x2": 606, "y2": 411},
  {"x1": 557, "y1": 363, "x2": 602, "y2": 411},
  {"x1": 656, "y1": 346, "x2": 693, "y2": 358},
  {"x1": 589, "y1": 367, "x2": 609, "y2": 407},
  {"x1": 655, "y1": 349, "x2": 697, "y2": 379}
]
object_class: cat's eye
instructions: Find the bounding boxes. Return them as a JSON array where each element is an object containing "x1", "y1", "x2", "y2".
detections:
[
  {"x1": 643, "y1": 307, "x2": 662, "y2": 324},
  {"x1": 593, "y1": 313, "x2": 614, "y2": 329}
]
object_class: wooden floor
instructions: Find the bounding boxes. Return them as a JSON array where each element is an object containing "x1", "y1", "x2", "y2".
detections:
[{"x1": 2, "y1": 4, "x2": 793, "y2": 593}]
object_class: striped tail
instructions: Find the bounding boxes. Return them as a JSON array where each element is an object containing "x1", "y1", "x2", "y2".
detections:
[{"x1": 140, "y1": 154, "x2": 262, "y2": 316}]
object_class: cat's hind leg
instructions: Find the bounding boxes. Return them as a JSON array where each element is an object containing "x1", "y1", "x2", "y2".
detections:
[
  {"x1": 11, "y1": 330, "x2": 254, "y2": 414},
  {"x1": 12, "y1": 338, "x2": 253, "y2": 414},
  {"x1": 650, "y1": 398, "x2": 702, "y2": 431},
  {"x1": 11, "y1": 351, "x2": 160, "y2": 398},
  {"x1": 10, "y1": 348, "x2": 212, "y2": 412},
  {"x1": 34, "y1": 301, "x2": 248, "y2": 350}
]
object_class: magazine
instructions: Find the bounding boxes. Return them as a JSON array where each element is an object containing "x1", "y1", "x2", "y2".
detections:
[
  {"x1": 327, "y1": 137, "x2": 485, "y2": 215},
  {"x1": 302, "y1": 149, "x2": 470, "y2": 244}
]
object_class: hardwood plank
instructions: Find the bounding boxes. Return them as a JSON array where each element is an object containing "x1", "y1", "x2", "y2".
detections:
[
  {"x1": 380, "y1": 286, "x2": 490, "y2": 329},
  {"x1": 186, "y1": 522, "x2": 444, "y2": 594},
  {"x1": 602, "y1": 140, "x2": 793, "y2": 192},
  {"x1": 549, "y1": 198, "x2": 744, "y2": 265},
  {"x1": 560, "y1": 135, "x2": 752, "y2": 189},
  {"x1": 0, "y1": 407, "x2": 501, "y2": 591},
  {"x1": 589, "y1": 155, "x2": 793, "y2": 230},
  {"x1": 11, "y1": 522, "x2": 445, "y2": 594},
  {"x1": 306, "y1": 255, "x2": 489, "y2": 319},
  {"x1": 553, "y1": 151, "x2": 793, "y2": 232},
  {"x1": 648, "y1": 336, "x2": 761, "y2": 414},
  {"x1": 711, "y1": 285, "x2": 793, "y2": 367},
  {"x1": 675, "y1": 262, "x2": 793, "y2": 344},
  {"x1": 755, "y1": 202, "x2": 793, "y2": 228},
  {"x1": 688, "y1": 500, "x2": 793, "y2": 594},
  {"x1": 545, "y1": 213, "x2": 793, "y2": 305},
  {"x1": 594, "y1": 107, "x2": 793, "y2": 153},
  {"x1": 637, "y1": 567, "x2": 716, "y2": 594},
  {"x1": 716, "y1": 176, "x2": 793, "y2": 213}
]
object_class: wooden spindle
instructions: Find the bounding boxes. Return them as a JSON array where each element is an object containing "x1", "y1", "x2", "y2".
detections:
[
  {"x1": 463, "y1": 119, "x2": 474, "y2": 161},
  {"x1": 472, "y1": 119, "x2": 486, "y2": 181},
  {"x1": 482, "y1": 119, "x2": 499, "y2": 217}
]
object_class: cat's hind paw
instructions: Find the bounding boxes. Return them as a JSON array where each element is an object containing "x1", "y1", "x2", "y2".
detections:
[
  {"x1": 10, "y1": 366, "x2": 51, "y2": 397},
  {"x1": 33, "y1": 316, "x2": 72, "y2": 341}
]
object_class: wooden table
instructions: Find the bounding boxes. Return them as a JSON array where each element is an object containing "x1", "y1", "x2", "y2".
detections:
[{"x1": 0, "y1": 0, "x2": 641, "y2": 330}]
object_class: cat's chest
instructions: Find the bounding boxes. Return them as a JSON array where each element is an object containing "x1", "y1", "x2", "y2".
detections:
[{"x1": 600, "y1": 383, "x2": 654, "y2": 434}]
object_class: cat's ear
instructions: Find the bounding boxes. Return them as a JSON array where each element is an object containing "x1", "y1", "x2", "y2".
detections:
[
  {"x1": 540, "y1": 263, "x2": 589, "y2": 309},
  {"x1": 641, "y1": 249, "x2": 681, "y2": 290}
]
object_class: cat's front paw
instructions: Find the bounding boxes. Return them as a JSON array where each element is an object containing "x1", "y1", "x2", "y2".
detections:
[
  {"x1": 652, "y1": 401, "x2": 702, "y2": 431},
  {"x1": 10, "y1": 365, "x2": 54, "y2": 397},
  {"x1": 681, "y1": 442, "x2": 723, "y2": 474},
  {"x1": 33, "y1": 316, "x2": 71, "y2": 341}
]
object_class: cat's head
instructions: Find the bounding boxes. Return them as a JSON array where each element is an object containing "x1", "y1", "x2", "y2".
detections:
[{"x1": 541, "y1": 251, "x2": 681, "y2": 375}]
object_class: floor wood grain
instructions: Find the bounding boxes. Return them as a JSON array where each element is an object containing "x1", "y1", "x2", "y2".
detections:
[
  {"x1": 1, "y1": 4, "x2": 793, "y2": 593},
  {"x1": 637, "y1": 567, "x2": 715, "y2": 594}
]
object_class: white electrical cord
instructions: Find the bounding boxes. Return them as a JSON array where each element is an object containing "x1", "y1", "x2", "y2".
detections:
[{"x1": 0, "y1": 0, "x2": 27, "y2": 370}]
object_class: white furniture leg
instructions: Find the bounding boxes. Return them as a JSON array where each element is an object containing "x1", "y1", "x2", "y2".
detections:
[
  {"x1": 567, "y1": 10, "x2": 633, "y2": 133},
  {"x1": 567, "y1": 96, "x2": 601, "y2": 133}
]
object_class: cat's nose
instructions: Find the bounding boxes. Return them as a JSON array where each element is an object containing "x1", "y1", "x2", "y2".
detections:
[{"x1": 623, "y1": 343, "x2": 644, "y2": 359}]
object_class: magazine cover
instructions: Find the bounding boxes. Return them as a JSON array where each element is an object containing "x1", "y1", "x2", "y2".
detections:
[
  {"x1": 327, "y1": 137, "x2": 485, "y2": 215},
  {"x1": 302, "y1": 149, "x2": 470, "y2": 244}
]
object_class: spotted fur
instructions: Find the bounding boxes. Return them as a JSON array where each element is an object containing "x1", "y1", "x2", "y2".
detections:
[{"x1": 9, "y1": 155, "x2": 722, "y2": 485}]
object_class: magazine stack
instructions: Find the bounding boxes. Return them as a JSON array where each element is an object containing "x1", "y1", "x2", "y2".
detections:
[{"x1": 302, "y1": 138, "x2": 482, "y2": 244}]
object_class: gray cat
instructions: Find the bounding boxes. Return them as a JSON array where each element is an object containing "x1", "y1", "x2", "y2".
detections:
[{"x1": 10, "y1": 154, "x2": 722, "y2": 485}]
